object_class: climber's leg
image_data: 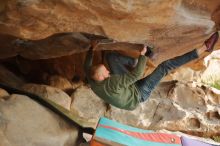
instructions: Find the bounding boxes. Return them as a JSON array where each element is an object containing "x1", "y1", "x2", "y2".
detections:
[
  {"x1": 135, "y1": 32, "x2": 219, "y2": 102},
  {"x1": 135, "y1": 49, "x2": 199, "y2": 102}
]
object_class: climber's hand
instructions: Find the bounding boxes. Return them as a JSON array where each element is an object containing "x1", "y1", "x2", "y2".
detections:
[{"x1": 140, "y1": 46, "x2": 147, "y2": 56}]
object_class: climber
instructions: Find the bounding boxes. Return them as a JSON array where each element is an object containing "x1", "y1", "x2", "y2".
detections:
[{"x1": 84, "y1": 32, "x2": 219, "y2": 110}]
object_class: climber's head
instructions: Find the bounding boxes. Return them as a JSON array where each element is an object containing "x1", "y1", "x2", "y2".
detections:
[{"x1": 91, "y1": 64, "x2": 110, "y2": 81}]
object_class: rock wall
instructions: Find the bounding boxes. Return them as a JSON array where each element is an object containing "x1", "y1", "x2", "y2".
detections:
[
  {"x1": 201, "y1": 50, "x2": 220, "y2": 87},
  {"x1": 1, "y1": 55, "x2": 220, "y2": 145},
  {"x1": 0, "y1": 0, "x2": 220, "y2": 145},
  {"x1": 0, "y1": 89, "x2": 79, "y2": 146},
  {"x1": 70, "y1": 81, "x2": 220, "y2": 139},
  {"x1": 0, "y1": 0, "x2": 220, "y2": 63},
  {"x1": 0, "y1": 0, "x2": 220, "y2": 81}
]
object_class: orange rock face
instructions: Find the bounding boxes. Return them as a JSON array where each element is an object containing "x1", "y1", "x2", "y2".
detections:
[
  {"x1": 0, "y1": 0, "x2": 220, "y2": 79},
  {"x1": 1, "y1": 0, "x2": 220, "y2": 46},
  {"x1": 1, "y1": 1, "x2": 220, "y2": 142}
]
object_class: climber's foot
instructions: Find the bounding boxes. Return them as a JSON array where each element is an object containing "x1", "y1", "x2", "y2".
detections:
[{"x1": 204, "y1": 32, "x2": 219, "y2": 52}]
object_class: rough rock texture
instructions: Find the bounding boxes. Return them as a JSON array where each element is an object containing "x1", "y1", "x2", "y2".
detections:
[
  {"x1": 71, "y1": 86, "x2": 107, "y2": 122},
  {"x1": 1, "y1": 0, "x2": 219, "y2": 42},
  {"x1": 22, "y1": 84, "x2": 72, "y2": 110},
  {"x1": 0, "y1": 65, "x2": 26, "y2": 88},
  {"x1": 71, "y1": 81, "x2": 220, "y2": 139},
  {"x1": 0, "y1": 0, "x2": 220, "y2": 144},
  {"x1": 48, "y1": 75, "x2": 73, "y2": 91},
  {"x1": 0, "y1": 0, "x2": 220, "y2": 82},
  {"x1": 0, "y1": 88, "x2": 9, "y2": 99},
  {"x1": 0, "y1": 94, "x2": 78, "y2": 146},
  {"x1": 170, "y1": 67, "x2": 202, "y2": 83},
  {"x1": 201, "y1": 50, "x2": 220, "y2": 86},
  {"x1": 0, "y1": 33, "x2": 90, "y2": 59},
  {"x1": 47, "y1": 75, "x2": 84, "y2": 95},
  {"x1": 0, "y1": 0, "x2": 220, "y2": 64},
  {"x1": 9, "y1": 50, "x2": 103, "y2": 81}
]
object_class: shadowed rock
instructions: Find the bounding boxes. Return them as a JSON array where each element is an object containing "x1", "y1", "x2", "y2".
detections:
[
  {"x1": 0, "y1": 32, "x2": 143, "y2": 60},
  {"x1": 0, "y1": 0, "x2": 220, "y2": 64}
]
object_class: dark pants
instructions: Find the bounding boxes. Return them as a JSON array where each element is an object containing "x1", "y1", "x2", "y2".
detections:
[{"x1": 106, "y1": 49, "x2": 199, "y2": 102}]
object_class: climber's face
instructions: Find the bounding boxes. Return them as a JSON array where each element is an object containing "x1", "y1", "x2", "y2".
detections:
[
  {"x1": 102, "y1": 65, "x2": 110, "y2": 79},
  {"x1": 93, "y1": 64, "x2": 110, "y2": 81},
  {"x1": 99, "y1": 65, "x2": 110, "y2": 80}
]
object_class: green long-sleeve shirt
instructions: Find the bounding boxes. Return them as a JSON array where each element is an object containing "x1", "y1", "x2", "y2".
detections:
[{"x1": 84, "y1": 50, "x2": 147, "y2": 110}]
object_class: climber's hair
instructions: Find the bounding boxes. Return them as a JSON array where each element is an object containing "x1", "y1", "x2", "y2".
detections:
[{"x1": 90, "y1": 64, "x2": 104, "y2": 80}]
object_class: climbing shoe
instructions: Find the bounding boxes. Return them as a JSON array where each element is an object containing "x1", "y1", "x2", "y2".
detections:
[{"x1": 204, "y1": 32, "x2": 219, "y2": 52}]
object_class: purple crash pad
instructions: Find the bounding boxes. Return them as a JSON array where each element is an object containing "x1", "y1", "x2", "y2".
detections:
[{"x1": 181, "y1": 136, "x2": 215, "y2": 146}]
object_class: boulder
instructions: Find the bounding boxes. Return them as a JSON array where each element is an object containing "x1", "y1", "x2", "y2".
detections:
[
  {"x1": 106, "y1": 82, "x2": 220, "y2": 137},
  {"x1": 70, "y1": 86, "x2": 106, "y2": 122},
  {"x1": 201, "y1": 50, "x2": 220, "y2": 89},
  {"x1": 48, "y1": 75, "x2": 73, "y2": 92},
  {"x1": 22, "y1": 84, "x2": 72, "y2": 110},
  {"x1": 0, "y1": 94, "x2": 78, "y2": 146},
  {"x1": 70, "y1": 81, "x2": 220, "y2": 138},
  {"x1": 0, "y1": 88, "x2": 9, "y2": 99},
  {"x1": 0, "y1": 65, "x2": 25, "y2": 88},
  {"x1": 0, "y1": 0, "x2": 220, "y2": 64}
]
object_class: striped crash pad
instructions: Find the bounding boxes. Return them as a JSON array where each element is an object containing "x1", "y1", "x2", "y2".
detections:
[
  {"x1": 90, "y1": 117, "x2": 181, "y2": 146},
  {"x1": 90, "y1": 117, "x2": 216, "y2": 146}
]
